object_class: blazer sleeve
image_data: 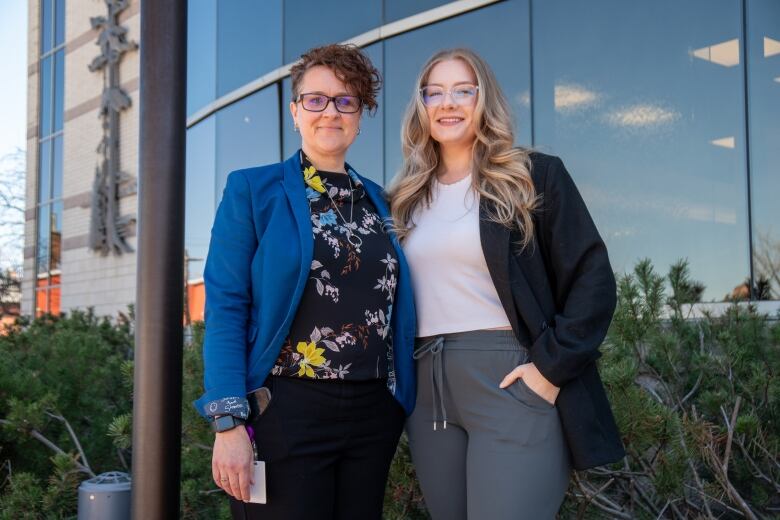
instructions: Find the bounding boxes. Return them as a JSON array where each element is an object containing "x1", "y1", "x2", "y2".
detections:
[
  {"x1": 195, "y1": 169, "x2": 258, "y2": 416},
  {"x1": 528, "y1": 156, "x2": 617, "y2": 388}
]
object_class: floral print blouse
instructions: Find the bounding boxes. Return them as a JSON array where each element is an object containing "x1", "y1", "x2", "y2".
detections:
[
  {"x1": 271, "y1": 154, "x2": 398, "y2": 386},
  {"x1": 203, "y1": 155, "x2": 398, "y2": 420}
]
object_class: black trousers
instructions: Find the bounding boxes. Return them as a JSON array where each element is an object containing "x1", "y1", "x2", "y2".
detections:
[{"x1": 229, "y1": 376, "x2": 405, "y2": 520}]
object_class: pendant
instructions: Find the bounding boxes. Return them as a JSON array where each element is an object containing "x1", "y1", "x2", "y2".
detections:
[{"x1": 346, "y1": 229, "x2": 363, "y2": 248}]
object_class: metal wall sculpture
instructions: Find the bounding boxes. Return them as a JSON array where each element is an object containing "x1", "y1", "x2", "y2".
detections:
[{"x1": 88, "y1": 0, "x2": 138, "y2": 256}]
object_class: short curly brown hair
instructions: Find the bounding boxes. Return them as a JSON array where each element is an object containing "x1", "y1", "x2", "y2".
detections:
[{"x1": 290, "y1": 44, "x2": 382, "y2": 115}]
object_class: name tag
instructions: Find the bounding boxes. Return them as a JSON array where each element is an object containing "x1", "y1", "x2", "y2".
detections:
[{"x1": 248, "y1": 460, "x2": 266, "y2": 504}]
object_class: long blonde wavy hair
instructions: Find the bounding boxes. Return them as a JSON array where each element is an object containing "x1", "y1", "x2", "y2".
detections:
[{"x1": 387, "y1": 48, "x2": 538, "y2": 248}]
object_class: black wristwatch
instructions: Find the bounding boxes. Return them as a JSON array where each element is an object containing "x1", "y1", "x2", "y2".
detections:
[{"x1": 211, "y1": 414, "x2": 246, "y2": 433}]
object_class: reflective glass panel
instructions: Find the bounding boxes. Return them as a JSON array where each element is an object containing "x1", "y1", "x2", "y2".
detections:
[
  {"x1": 217, "y1": 0, "x2": 282, "y2": 97},
  {"x1": 51, "y1": 135, "x2": 63, "y2": 199},
  {"x1": 283, "y1": 0, "x2": 380, "y2": 63},
  {"x1": 185, "y1": 116, "x2": 216, "y2": 281},
  {"x1": 53, "y1": 50, "x2": 64, "y2": 132},
  {"x1": 36, "y1": 204, "x2": 51, "y2": 275},
  {"x1": 50, "y1": 201, "x2": 62, "y2": 271},
  {"x1": 533, "y1": 0, "x2": 748, "y2": 302},
  {"x1": 215, "y1": 85, "x2": 281, "y2": 202},
  {"x1": 49, "y1": 286, "x2": 61, "y2": 315},
  {"x1": 38, "y1": 140, "x2": 52, "y2": 203},
  {"x1": 41, "y1": 0, "x2": 53, "y2": 54},
  {"x1": 40, "y1": 56, "x2": 52, "y2": 136},
  {"x1": 383, "y1": 0, "x2": 453, "y2": 24},
  {"x1": 747, "y1": 0, "x2": 780, "y2": 300},
  {"x1": 384, "y1": 0, "x2": 531, "y2": 184},
  {"x1": 35, "y1": 289, "x2": 49, "y2": 316},
  {"x1": 54, "y1": 0, "x2": 65, "y2": 46},
  {"x1": 282, "y1": 43, "x2": 384, "y2": 184},
  {"x1": 187, "y1": 0, "x2": 217, "y2": 116}
]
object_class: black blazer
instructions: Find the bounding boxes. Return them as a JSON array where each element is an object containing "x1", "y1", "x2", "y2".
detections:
[{"x1": 479, "y1": 151, "x2": 625, "y2": 470}]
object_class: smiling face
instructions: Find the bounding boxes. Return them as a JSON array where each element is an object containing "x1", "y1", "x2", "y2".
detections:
[
  {"x1": 423, "y1": 59, "x2": 479, "y2": 150},
  {"x1": 290, "y1": 65, "x2": 361, "y2": 163}
]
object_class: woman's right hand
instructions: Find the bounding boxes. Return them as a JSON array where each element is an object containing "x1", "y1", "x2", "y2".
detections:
[{"x1": 212, "y1": 425, "x2": 254, "y2": 502}]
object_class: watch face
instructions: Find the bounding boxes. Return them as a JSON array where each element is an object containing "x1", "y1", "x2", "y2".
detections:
[{"x1": 213, "y1": 415, "x2": 237, "y2": 432}]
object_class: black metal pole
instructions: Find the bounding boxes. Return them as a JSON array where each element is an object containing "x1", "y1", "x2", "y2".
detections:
[{"x1": 132, "y1": 1, "x2": 187, "y2": 518}]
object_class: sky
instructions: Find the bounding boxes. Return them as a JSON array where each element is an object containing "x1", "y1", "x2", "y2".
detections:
[
  {"x1": 0, "y1": 2, "x2": 28, "y2": 160},
  {"x1": 0, "y1": 2, "x2": 28, "y2": 270}
]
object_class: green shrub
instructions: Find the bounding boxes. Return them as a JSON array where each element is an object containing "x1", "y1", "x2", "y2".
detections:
[{"x1": 1, "y1": 259, "x2": 777, "y2": 519}]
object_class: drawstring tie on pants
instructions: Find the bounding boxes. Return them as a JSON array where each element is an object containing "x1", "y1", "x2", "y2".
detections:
[{"x1": 413, "y1": 336, "x2": 447, "y2": 430}]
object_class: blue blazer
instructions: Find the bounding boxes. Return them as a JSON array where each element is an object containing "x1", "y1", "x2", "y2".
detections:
[{"x1": 195, "y1": 151, "x2": 417, "y2": 417}]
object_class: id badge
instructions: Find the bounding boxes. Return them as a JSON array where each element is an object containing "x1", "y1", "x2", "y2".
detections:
[{"x1": 248, "y1": 460, "x2": 267, "y2": 504}]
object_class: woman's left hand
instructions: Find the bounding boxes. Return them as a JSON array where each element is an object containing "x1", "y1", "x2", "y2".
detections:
[{"x1": 500, "y1": 362, "x2": 560, "y2": 405}]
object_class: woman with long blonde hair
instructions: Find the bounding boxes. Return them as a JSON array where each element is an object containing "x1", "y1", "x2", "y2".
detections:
[{"x1": 388, "y1": 48, "x2": 624, "y2": 519}]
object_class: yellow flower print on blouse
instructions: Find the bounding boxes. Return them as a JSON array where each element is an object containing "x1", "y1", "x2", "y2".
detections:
[
  {"x1": 296, "y1": 341, "x2": 326, "y2": 378},
  {"x1": 303, "y1": 166, "x2": 326, "y2": 193}
]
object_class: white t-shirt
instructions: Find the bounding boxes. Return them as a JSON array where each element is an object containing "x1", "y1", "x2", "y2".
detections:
[{"x1": 402, "y1": 174, "x2": 512, "y2": 337}]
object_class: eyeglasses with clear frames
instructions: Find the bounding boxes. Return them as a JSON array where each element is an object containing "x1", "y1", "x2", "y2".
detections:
[
  {"x1": 297, "y1": 93, "x2": 362, "y2": 113},
  {"x1": 419, "y1": 84, "x2": 479, "y2": 107}
]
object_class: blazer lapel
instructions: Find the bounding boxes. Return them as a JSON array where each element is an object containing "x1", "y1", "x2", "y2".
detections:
[
  {"x1": 281, "y1": 152, "x2": 314, "y2": 294},
  {"x1": 479, "y1": 199, "x2": 522, "y2": 338}
]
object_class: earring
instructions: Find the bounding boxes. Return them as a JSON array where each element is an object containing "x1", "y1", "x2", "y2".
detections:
[
  {"x1": 294, "y1": 124, "x2": 299, "y2": 133},
  {"x1": 356, "y1": 127, "x2": 361, "y2": 135}
]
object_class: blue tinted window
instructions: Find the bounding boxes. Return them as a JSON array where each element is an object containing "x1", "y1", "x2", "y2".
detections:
[
  {"x1": 216, "y1": 85, "x2": 281, "y2": 201},
  {"x1": 533, "y1": 0, "x2": 748, "y2": 301},
  {"x1": 54, "y1": 0, "x2": 65, "y2": 46},
  {"x1": 283, "y1": 0, "x2": 380, "y2": 63},
  {"x1": 41, "y1": 0, "x2": 53, "y2": 53},
  {"x1": 383, "y1": 0, "x2": 452, "y2": 24},
  {"x1": 38, "y1": 140, "x2": 52, "y2": 203},
  {"x1": 53, "y1": 50, "x2": 64, "y2": 132},
  {"x1": 40, "y1": 56, "x2": 52, "y2": 136},
  {"x1": 51, "y1": 135, "x2": 63, "y2": 200},
  {"x1": 282, "y1": 77, "x2": 296, "y2": 159},
  {"x1": 187, "y1": 0, "x2": 217, "y2": 116},
  {"x1": 50, "y1": 201, "x2": 62, "y2": 271},
  {"x1": 185, "y1": 116, "x2": 216, "y2": 281},
  {"x1": 282, "y1": 43, "x2": 384, "y2": 184},
  {"x1": 217, "y1": 0, "x2": 282, "y2": 97},
  {"x1": 747, "y1": 0, "x2": 780, "y2": 299},
  {"x1": 384, "y1": 0, "x2": 531, "y2": 183},
  {"x1": 37, "y1": 204, "x2": 51, "y2": 275}
]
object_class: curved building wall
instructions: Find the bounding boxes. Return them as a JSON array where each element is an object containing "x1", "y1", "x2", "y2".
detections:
[{"x1": 185, "y1": 0, "x2": 780, "y2": 304}]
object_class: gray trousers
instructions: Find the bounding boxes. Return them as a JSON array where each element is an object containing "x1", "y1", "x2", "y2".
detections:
[{"x1": 407, "y1": 330, "x2": 570, "y2": 520}]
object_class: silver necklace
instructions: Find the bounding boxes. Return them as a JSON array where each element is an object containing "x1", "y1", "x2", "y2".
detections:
[{"x1": 324, "y1": 172, "x2": 363, "y2": 249}]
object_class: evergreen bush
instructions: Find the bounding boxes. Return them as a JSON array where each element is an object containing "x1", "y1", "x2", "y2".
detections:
[{"x1": 0, "y1": 260, "x2": 777, "y2": 519}]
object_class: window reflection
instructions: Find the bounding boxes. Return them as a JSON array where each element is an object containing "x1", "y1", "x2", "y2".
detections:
[
  {"x1": 185, "y1": 116, "x2": 216, "y2": 282},
  {"x1": 533, "y1": 0, "x2": 748, "y2": 301},
  {"x1": 40, "y1": 56, "x2": 52, "y2": 136},
  {"x1": 38, "y1": 141, "x2": 51, "y2": 203},
  {"x1": 383, "y1": 0, "x2": 454, "y2": 24},
  {"x1": 764, "y1": 36, "x2": 780, "y2": 57},
  {"x1": 283, "y1": 0, "x2": 380, "y2": 63},
  {"x1": 36, "y1": 205, "x2": 51, "y2": 276},
  {"x1": 692, "y1": 38, "x2": 740, "y2": 67},
  {"x1": 41, "y1": 0, "x2": 52, "y2": 53},
  {"x1": 52, "y1": 136, "x2": 63, "y2": 199},
  {"x1": 215, "y1": 85, "x2": 280, "y2": 202},
  {"x1": 747, "y1": 0, "x2": 780, "y2": 299},
  {"x1": 217, "y1": 0, "x2": 282, "y2": 97},
  {"x1": 186, "y1": 0, "x2": 216, "y2": 116},
  {"x1": 50, "y1": 202, "x2": 62, "y2": 271}
]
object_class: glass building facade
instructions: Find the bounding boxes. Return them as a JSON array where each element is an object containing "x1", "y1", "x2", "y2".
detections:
[
  {"x1": 185, "y1": 0, "x2": 780, "y2": 303},
  {"x1": 35, "y1": 0, "x2": 65, "y2": 315}
]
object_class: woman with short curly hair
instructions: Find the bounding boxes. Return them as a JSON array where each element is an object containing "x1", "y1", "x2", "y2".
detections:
[{"x1": 197, "y1": 43, "x2": 417, "y2": 519}]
